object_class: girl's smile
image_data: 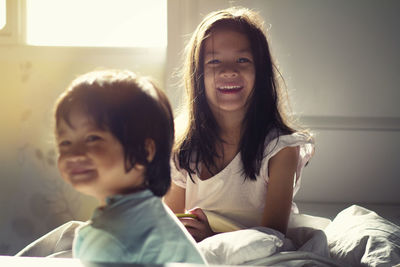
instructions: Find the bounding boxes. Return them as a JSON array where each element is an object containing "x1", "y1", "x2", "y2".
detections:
[
  {"x1": 217, "y1": 84, "x2": 244, "y2": 94},
  {"x1": 203, "y1": 28, "x2": 255, "y2": 115}
]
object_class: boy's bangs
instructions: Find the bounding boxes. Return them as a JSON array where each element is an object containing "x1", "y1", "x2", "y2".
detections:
[{"x1": 55, "y1": 90, "x2": 107, "y2": 131}]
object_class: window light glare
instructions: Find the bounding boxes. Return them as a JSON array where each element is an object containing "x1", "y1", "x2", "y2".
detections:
[
  {"x1": 26, "y1": 0, "x2": 167, "y2": 47},
  {"x1": 0, "y1": 0, "x2": 6, "y2": 30}
]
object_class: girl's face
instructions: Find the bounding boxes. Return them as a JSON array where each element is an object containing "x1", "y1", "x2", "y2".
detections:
[
  {"x1": 56, "y1": 107, "x2": 145, "y2": 205},
  {"x1": 203, "y1": 28, "x2": 255, "y2": 116}
]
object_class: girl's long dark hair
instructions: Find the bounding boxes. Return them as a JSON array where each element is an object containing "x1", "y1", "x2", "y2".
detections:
[{"x1": 175, "y1": 7, "x2": 296, "y2": 181}]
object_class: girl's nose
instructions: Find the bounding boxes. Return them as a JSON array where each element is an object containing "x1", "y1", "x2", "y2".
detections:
[
  {"x1": 222, "y1": 71, "x2": 238, "y2": 78},
  {"x1": 220, "y1": 64, "x2": 238, "y2": 78}
]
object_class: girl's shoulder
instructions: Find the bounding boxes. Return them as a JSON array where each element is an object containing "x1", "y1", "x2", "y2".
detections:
[{"x1": 264, "y1": 131, "x2": 314, "y2": 159}]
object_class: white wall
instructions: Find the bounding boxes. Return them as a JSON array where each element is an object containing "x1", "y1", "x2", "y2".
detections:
[
  {"x1": 166, "y1": 0, "x2": 400, "y2": 204},
  {"x1": 168, "y1": 0, "x2": 400, "y2": 117}
]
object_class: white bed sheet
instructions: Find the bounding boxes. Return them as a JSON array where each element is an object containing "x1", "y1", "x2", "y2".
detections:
[{"x1": 16, "y1": 205, "x2": 400, "y2": 266}]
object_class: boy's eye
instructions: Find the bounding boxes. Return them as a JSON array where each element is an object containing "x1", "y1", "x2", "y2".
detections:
[
  {"x1": 237, "y1": 57, "x2": 251, "y2": 63},
  {"x1": 58, "y1": 140, "x2": 71, "y2": 147},
  {"x1": 86, "y1": 135, "x2": 102, "y2": 142},
  {"x1": 206, "y1": 59, "x2": 220, "y2": 65}
]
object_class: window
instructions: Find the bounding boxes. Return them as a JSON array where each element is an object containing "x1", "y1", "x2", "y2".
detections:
[
  {"x1": 26, "y1": 0, "x2": 167, "y2": 47},
  {"x1": 0, "y1": 0, "x2": 5, "y2": 31}
]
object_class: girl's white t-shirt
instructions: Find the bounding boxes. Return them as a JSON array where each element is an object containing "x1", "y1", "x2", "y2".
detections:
[{"x1": 171, "y1": 132, "x2": 314, "y2": 232}]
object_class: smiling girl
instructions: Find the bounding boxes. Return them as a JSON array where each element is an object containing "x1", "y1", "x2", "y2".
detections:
[{"x1": 164, "y1": 7, "x2": 314, "y2": 242}]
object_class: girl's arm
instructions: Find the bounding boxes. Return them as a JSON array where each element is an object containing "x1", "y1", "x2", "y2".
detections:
[
  {"x1": 164, "y1": 184, "x2": 214, "y2": 242},
  {"x1": 163, "y1": 182, "x2": 186, "y2": 213},
  {"x1": 262, "y1": 146, "x2": 299, "y2": 235}
]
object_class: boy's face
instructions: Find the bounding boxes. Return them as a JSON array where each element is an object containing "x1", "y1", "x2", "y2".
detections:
[{"x1": 56, "y1": 107, "x2": 145, "y2": 205}]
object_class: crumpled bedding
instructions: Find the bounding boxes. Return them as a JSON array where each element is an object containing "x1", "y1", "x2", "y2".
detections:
[
  {"x1": 325, "y1": 205, "x2": 400, "y2": 266},
  {"x1": 198, "y1": 224, "x2": 338, "y2": 266},
  {"x1": 199, "y1": 205, "x2": 400, "y2": 266},
  {"x1": 16, "y1": 205, "x2": 400, "y2": 267},
  {"x1": 15, "y1": 220, "x2": 79, "y2": 258}
]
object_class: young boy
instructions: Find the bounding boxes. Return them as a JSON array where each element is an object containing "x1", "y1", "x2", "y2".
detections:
[{"x1": 54, "y1": 69, "x2": 206, "y2": 264}]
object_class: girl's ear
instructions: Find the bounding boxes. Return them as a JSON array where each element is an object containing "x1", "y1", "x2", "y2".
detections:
[{"x1": 145, "y1": 138, "x2": 156, "y2": 163}]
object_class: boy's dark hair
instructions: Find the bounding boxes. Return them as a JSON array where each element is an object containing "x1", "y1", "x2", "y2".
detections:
[
  {"x1": 176, "y1": 7, "x2": 296, "y2": 181},
  {"x1": 55, "y1": 70, "x2": 174, "y2": 197}
]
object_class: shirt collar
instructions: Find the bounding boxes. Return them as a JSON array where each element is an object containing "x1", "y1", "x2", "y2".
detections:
[{"x1": 92, "y1": 189, "x2": 154, "y2": 219}]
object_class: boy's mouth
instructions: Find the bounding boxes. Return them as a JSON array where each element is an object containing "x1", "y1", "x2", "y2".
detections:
[{"x1": 68, "y1": 167, "x2": 97, "y2": 183}]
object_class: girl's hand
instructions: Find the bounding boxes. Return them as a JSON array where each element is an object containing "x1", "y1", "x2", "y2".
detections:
[{"x1": 179, "y1": 208, "x2": 215, "y2": 242}]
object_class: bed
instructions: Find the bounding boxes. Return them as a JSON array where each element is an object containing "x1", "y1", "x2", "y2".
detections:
[{"x1": 16, "y1": 204, "x2": 400, "y2": 266}]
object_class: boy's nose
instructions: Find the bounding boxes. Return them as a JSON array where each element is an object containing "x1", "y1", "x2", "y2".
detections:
[
  {"x1": 66, "y1": 153, "x2": 87, "y2": 162},
  {"x1": 64, "y1": 146, "x2": 87, "y2": 162}
]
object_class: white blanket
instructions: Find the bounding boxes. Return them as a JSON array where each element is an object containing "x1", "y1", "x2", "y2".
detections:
[
  {"x1": 198, "y1": 205, "x2": 400, "y2": 266},
  {"x1": 16, "y1": 205, "x2": 400, "y2": 266}
]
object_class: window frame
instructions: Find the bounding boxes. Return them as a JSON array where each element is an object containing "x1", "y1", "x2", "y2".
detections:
[
  {"x1": 0, "y1": 0, "x2": 23, "y2": 45},
  {"x1": 0, "y1": 0, "x2": 6, "y2": 30}
]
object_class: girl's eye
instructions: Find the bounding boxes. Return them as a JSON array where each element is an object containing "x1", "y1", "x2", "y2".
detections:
[
  {"x1": 237, "y1": 57, "x2": 251, "y2": 63},
  {"x1": 86, "y1": 135, "x2": 101, "y2": 142},
  {"x1": 206, "y1": 59, "x2": 220, "y2": 65}
]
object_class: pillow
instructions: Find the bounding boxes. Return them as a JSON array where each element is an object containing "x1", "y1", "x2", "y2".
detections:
[
  {"x1": 15, "y1": 221, "x2": 84, "y2": 258},
  {"x1": 324, "y1": 205, "x2": 400, "y2": 266},
  {"x1": 288, "y1": 213, "x2": 332, "y2": 231},
  {"x1": 197, "y1": 227, "x2": 285, "y2": 265}
]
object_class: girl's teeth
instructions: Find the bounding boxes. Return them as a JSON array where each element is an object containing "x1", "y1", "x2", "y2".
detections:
[{"x1": 219, "y1": 86, "x2": 241, "y2": 90}]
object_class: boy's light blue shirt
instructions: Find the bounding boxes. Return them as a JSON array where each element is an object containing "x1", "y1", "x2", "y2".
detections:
[{"x1": 73, "y1": 189, "x2": 206, "y2": 264}]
